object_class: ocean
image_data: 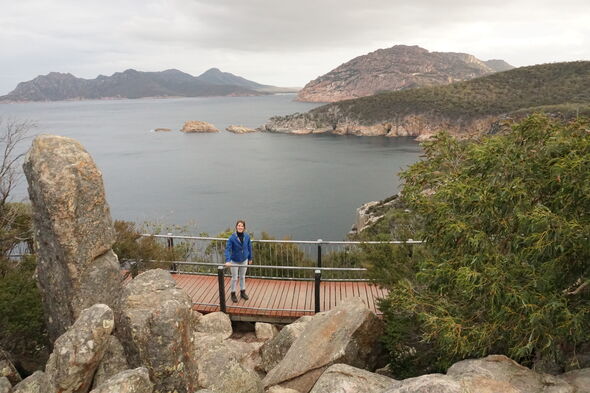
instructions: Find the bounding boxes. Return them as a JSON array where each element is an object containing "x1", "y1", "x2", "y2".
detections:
[{"x1": 1, "y1": 94, "x2": 422, "y2": 240}]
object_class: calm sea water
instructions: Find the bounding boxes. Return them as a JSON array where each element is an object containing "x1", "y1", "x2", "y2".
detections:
[{"x1": 1, "y1": 94, "x2": 422, "y2": 240}]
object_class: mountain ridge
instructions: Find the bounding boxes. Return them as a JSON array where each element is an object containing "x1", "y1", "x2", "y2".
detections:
[
  {"x1": 297, "y1": 45, "x2": 514, "y2": 102},
  {"x1": 0, "y1": 68, "x2": 291, "y2": 102}
]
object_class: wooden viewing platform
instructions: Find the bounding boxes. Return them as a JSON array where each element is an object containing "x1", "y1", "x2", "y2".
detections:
[{"x1": 169, "y1": 272, "x2": 388, "y2": 323}]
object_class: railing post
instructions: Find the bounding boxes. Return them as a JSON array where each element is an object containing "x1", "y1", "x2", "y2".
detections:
[
  {"x1": 316, "y1": 239, "x2": 323, "y2": 268},
  {"x1": 314, "y1": 269, "x2": 321, "y2": 313},
  {"x1": 218, "y1": 266, "x2": 226, "y2": 313},
  {"x1": 407, "y1": 238, "x2": 414, "y2": 258},
  {"x1": 167, "y1": 233, "x2": 177, "y2": 273}
]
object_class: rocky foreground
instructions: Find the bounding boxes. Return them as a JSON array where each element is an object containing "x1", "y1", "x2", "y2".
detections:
[{"x1": 1, "y1": 134, "x2": 588, "y2": 393}]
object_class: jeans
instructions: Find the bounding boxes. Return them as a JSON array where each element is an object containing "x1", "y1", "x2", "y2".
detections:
[{"x1": 229, "y1": 260, "x2": 248, "y2": 292}]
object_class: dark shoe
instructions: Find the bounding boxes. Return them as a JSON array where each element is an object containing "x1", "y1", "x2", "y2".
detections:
[
  {"x1": 231, "y1": 292, "x2": 238, "y2": 303},
  {"x1": 240, "y1": 290, "x2": 249, "y2": 300}
]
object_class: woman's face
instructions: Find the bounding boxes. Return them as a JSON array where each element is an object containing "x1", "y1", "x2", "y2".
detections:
[{"x1": 236, "y1": 222, "x2": 245, "y2": 233}]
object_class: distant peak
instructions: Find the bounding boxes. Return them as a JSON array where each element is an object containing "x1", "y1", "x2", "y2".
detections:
[{"x1": 203, "y1": 67, "x2": 223, "y2": 74}]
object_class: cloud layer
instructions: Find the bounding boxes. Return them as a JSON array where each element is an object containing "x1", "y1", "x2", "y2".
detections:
[{"x1": 1, "y1": 0, "x2": 589, "y2": 94}]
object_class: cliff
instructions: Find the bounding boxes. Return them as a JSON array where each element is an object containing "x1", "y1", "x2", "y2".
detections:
[
  {"x1": 297, "y1": 45, "x2": 513, "y2": 102},
  {"x1": 264, "y1": 61, "x2": 590, "y2": 139}
]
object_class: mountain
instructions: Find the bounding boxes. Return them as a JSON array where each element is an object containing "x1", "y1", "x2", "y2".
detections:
[
  {"x1": 297, "y1": 45, "x2": 514, "y2": 102},
  {"x1": 484, "y1": 59, "x2": 515, "y2": 72},
  {"x1": 0, "y1": 68, "x2": 288, "y2": 102},
  {"x1": 264, "y1": 61, "x2": 590, "y2": 139}
]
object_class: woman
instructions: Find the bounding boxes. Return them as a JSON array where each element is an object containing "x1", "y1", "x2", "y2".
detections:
[{"x1": 224, "y1": 220, "x2": 253, "y2": 303}]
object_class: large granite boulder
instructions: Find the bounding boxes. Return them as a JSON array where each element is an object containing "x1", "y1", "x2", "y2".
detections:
[
  {"x1": 194, "y1": 336, "x2": 263, "y2": 393},
  {"x1": 180, "y1": 121, "x2": 219, "y2": 133},
  {"x1": 117, "y1": 269, "x2": 198, "y2": 393},
  {"x1": 88, "y1": 367, "x2": 153, "y2": 393},
  {"x1": 559, "y1": 368, "x2": 590, "y2": 393},
  {"x1": 308, "y1": 364, "x2": 396, "y2": 393},
  {"x1": 91, "y1": 336, "x2": 129, "y2": 389},
  {"x1": 45, "y1": 304, "x2": 114, "y2": 393},
  {"x1": 262, "y1": 297, "x2": 383, "y2": 393},
  {"x1": 0, "y1": 350, "x2": 21, "y2": 385},
  {"x1": 447, "y1": 355, "x2": 574, "y2": 393},
  {"x1": 381, "y1": 374, "x2": 463, "y2": 393},
  {"x1": 23, "y1": 135, "x2": 121, "y2": 342},
  {"x1": 12, "y1": 371, "x2": 52, "y2": 393},
  {"x1": 255, "y1": 323, "x2": 278, "y2": 341},
  {"x1": 194, "y1": 311, "x2": 232, "y2": 339},
  {"x1": 259, "y1": 317, "x2": 311, "y2": 372},
  {"x1": 0, "y1": 377, "x2": 11, "y2": 393}
]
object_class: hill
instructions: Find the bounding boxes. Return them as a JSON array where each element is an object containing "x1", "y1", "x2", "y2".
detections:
[
  {"x1": 264, "y1": 61, "x2": 590, "y2": 139},
  {"x1": 0, "y1": 68, "x2": 287, "y2": 102},
  {"x1": 296, "y1": 45, "x2": 514, "y2": 102}
]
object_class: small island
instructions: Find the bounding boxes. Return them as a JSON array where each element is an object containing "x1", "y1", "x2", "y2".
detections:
[{"x1": 180, "y1": 121, "x2": 219, "y2": 133}]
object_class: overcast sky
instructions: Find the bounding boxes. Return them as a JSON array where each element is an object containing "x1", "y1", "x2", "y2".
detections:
[{"x1": 1, "y1": 0, "x2": 589, "y2": 94}]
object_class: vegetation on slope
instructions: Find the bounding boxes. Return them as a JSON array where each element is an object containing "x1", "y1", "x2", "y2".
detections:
[
  {"x1": 360, "y1": 114, "x2": 590, "y2": 376},
  {"x1": 280, "y1": 61, "x2": 590, "y2": 126}
]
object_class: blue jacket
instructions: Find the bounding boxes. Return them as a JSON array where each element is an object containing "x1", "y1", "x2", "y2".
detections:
[{"x1": 225, "y1": 232, "x2": 253, "y2": 263}]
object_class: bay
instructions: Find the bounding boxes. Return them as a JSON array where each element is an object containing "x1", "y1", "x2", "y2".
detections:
[{"x1": 1, "y1": 94, "x2": 422, "y2": 240}]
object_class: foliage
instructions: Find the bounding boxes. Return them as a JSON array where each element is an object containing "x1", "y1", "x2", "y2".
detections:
[
  {"x1": 369, "y1": 114, "x2": 590, "y2": 376},
  {"x1": 0, "y1": 255, "x2": 48, "y2": 354},
  {"x1": 113, "y1": 220, "x2": 192, "y2": 273}
]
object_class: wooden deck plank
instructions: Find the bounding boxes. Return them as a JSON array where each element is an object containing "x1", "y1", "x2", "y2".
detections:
[{"x1": 155, "y1": 272, "x2": 384, "y2": 320}]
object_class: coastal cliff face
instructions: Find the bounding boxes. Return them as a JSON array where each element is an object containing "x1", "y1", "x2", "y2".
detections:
[
  {"x1": 297, "y1": 45, "x2": 511, "y2": 103},
  {"x1": 261, "y1": 109, "x2": 498, "y2": 141}
]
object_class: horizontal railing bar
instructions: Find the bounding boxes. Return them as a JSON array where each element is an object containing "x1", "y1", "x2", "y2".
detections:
[
  {"x1": 137, "y1": 260, "x2": 368, "y2": 271},
  {"x1": 139, "y1": 233, "x2": 423, "y2": 244}
]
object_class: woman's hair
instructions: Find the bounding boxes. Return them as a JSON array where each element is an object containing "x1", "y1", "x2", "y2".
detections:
[{"x1": 235, "y1": 220, "x2": 246, "y2": 229}]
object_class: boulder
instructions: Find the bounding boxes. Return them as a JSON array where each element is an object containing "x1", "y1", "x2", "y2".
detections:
[
  {"x1": 0, "y1": 350, "x2": 21, "y2": 385},
  {"x1": 194, "y1": 311, "x2": 232, "y2": 339},
  {"x1": 447, "y1": 355, "x2": 574, "y2": 393},
  {"x1": 23, "y1": 135, "x2": 121, "y2": 342},
  {"x1": 154, "y1": 128, "x2": 172, "y2": 132},
  {"x1": 195, "y1": 337, "x2": 263, "y2": 393},
  {"x1": 266, "y1": 387, "x2": 300, "y2": 393},
  {"x1": 88, "y1": 367, "x2": 153, "y2": 393},
  {"x1": 309, "y1": 364, "x2": 396, "y2": 393},
  {"x1": 262, "y1": 297, "x2": 384, "y2": 393},
  {"x1": 45, "y1": 304, "x2": 114, "y2": 393},
  {"x1": 255, "y1": 323, "x2": 279, "y2": 341},
  {"x1": 559, "y1": 368, "x2": 590, "y2": 393},
  {"x1": 91, "y1": 336, "x2": 129, "y2": 389},
  {"x1": 12, "y1": 371, "x2": 52, "y2": 393},
  {"x1": 380, "y1": 374, "x2": 462, "y2": 393},
  {"x1": 180, "y1": 121, "x2": 219, "y2": 133},
  {"x1": 259, "y1": 318, "x2": 311, "y2": 372},
  {"x1": 117, "y1": 269, "x2": 198, "y2": 393},
  {"x1": 0, "y1": 377, "x2": 11, "y2": 393},
  {"x1": 226, "y1": 125, "x2": 257, "y2": 134}
]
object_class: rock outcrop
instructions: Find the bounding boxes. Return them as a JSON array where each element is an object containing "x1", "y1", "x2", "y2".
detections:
[
  {"x1": 91, "y1": 336, "x2": 129, "y2": 389},
  {"x1": 309, "y1": 364, "x2": 397, "y2": 393},
  {"x1": 45, "y1": 304, "x2": 114, "y2": 393},
  {"x1": 88, "y1": 368, "x2": 153, "y2": 393},
  {"x1": 0, "y1": 377, "x2": 11, "y2": 393},
  {"x1": 23, "y1": 135, "x2": 122, "y2": 342},
  {"x1": 297, "y1": 45, "x2": 511, "y2": 102},
  {"x1": 226, "y1": 125, "x2": 257, "y2": 134},
  {"x1": 12, "y1": 371, "x2": 52, "y2": 393},
  {"x1": 0, "y1": 350, "x2": 21, "y2": 385},
  {"x1": 446, "y1": 355, "x2": 575, "y2": 393},
  {"x1": 193, "y1": 311, "x2": 232, "y2": 339},
  {"x1": 117, "y1": 269, "x2": 198, "y2": 393},
  {"x1": 180, "y1": 121, "x2": 219, "y2": 133},
  {"x1": 259, "y1": 317, "x2": 312, "y2": 372},
  {"x1": 262, "y1": 297, "x2": 383, "y2": 392}
]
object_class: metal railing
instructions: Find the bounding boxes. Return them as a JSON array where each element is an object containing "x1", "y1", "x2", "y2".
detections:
[{"x1": 132, "y1": 234, "x2": 423, "y2": 281}]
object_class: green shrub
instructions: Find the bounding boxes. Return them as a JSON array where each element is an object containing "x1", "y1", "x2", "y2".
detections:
[{"x1": 371, "y1": 114, "x2": 589, "y2": 376}]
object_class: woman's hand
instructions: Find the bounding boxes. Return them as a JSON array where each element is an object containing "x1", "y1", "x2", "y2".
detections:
[{"x1": 248, "y1": 260, "x2": 253, "y2": 265}]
